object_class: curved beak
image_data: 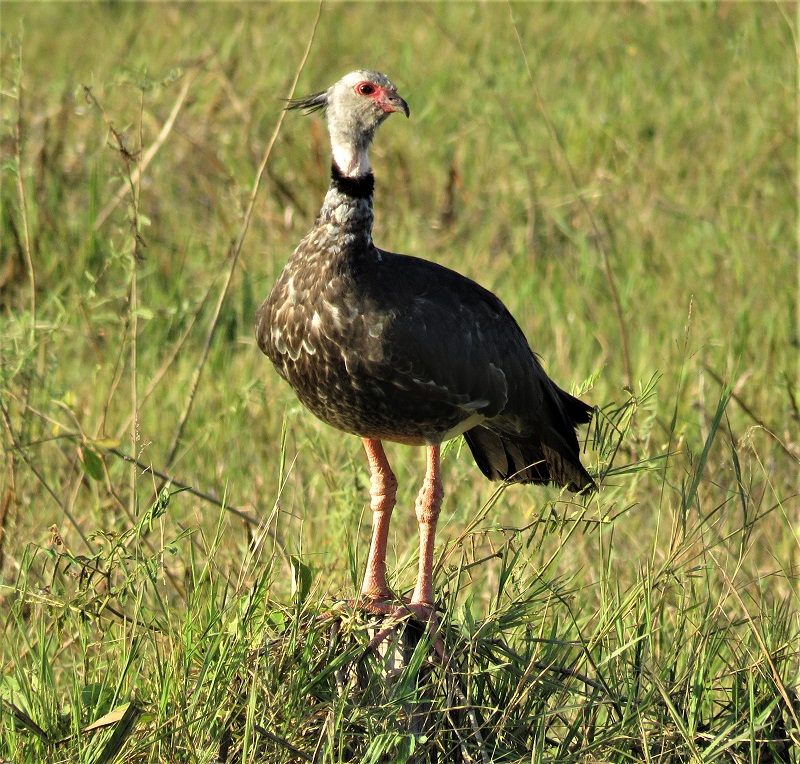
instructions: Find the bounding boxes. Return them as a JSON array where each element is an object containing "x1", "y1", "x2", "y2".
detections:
[{"x1": 383, "y1": 92, "x2": 410, "y2": 118}]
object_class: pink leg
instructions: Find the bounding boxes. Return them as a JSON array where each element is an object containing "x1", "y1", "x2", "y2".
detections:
[
  {"x1": 410, "y1": 445, "x2": 443, "y2": 607},
  {"x1": 359, "y1": 438, "x2": 398, "y2": 603},
  {"x1": 367, "y1": 445, "x2": 445, "y2": 660}
]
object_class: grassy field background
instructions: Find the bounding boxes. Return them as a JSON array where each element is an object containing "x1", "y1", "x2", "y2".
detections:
[{"x1": 1, "y1": 3, "x2": 798, "y2": 762}]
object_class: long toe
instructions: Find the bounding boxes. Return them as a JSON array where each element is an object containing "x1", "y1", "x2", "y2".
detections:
[
  {"x1": 359, "y1": 592, "x2": 410, "y2": 615},
  {"x1": 365, "y1": 601, "x2": 445, "y2": 661}
]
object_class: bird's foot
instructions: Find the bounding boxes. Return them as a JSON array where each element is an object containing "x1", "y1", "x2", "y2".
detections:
[
  {"x1": 365, "y1": 601, "x2": 445, "y2": 662},
  {"x1": 358, "y1": 591, "x2": 411, "y2": 616},
  {"x1": 320, "y1": 596, "x2": 445, "y2": 662},
  {"x1": 319, "y1": 591, "x2": 408, "y2": 620}
]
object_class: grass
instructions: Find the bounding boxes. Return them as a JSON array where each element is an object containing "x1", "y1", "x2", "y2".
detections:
[{"x1": 1, "y1": 2, "x2": 798, "y2": 762}]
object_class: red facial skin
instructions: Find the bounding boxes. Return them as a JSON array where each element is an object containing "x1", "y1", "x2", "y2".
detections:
[{"x1": 354, "y1": 81, "x2": 404, "y2": 114}]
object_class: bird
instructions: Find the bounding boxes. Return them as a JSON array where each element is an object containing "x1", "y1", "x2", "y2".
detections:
[{"x1": 255, "y1": 70, "x2": 594, "y2": 642}]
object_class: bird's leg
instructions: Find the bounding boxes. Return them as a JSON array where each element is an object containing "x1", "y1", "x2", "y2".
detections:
[
  {"x1": 366, "y1": 445, "x2": 445, "y2": 660},
  {"x1": 409, "y1": 444, "x2": 443, "y2": 612},
  {"x1": 359, "y1": 438, "x2": 398, "y2": 608}
]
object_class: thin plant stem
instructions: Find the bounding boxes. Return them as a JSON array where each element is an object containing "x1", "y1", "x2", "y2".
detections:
[
  {"x1": 703, "y1": 364, "x2": 799, "y2": 461},
  {"x1": 13, "y1": 46, "x2": 35, "y2": 341},
  {"x1": 0, "y1": 395, "x2": 94, "y2": 550},
  {"x1": 162, "y1": 3, "x2": 324, "y2": 474},
  {"x1": 113, "y1": 280, "x2": 215, "y2": 442},
  {"x1": 129, "y1": 91, "x2": 144, "y2": 518},
  {"x1": 93, "y1": 69, "x2": 198, "y2": 231},
  {"x1": 508, "y1": 3, "x2": 633, "y2": 388}
]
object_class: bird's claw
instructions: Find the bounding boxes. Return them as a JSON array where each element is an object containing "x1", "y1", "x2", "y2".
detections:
[
  {"x1": 319, "y1": 598, "x2": 446, "y2": 662},
  {"x1": 365, "y1": 601, "x2": 445, "y2": 662}
]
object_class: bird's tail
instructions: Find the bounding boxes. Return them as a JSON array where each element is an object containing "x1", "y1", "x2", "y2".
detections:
[{"x1": 463, "y1": 388, "x2": 595, "y2": 493}]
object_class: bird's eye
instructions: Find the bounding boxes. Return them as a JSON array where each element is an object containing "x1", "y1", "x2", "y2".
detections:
[{"x1": 357, "y1": 82, "x2": 376, "y2": 96}]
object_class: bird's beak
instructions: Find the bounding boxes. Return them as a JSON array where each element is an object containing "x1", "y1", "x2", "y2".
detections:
[{"x1": 383, "y1": 92, "x2": 410, "y2": 118}]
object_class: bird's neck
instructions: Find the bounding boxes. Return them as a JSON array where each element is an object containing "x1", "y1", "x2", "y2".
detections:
[
  {"x1": 329, "y1": 122, "x2": 374, "y2": 178},
  {"x1": 331, "y1": 142, "x2": 371, "y2": 178},
  {"x1": 329, "y1": 162, "x2": 374, "y2": 200},
  {"x1": 319, "y1": 163, "x2": 375, "y2": 243}
]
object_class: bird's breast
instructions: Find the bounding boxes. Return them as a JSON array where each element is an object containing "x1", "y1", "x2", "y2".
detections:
[
  {"x1": 257, "y1": 258, "x2": 475, "y2": 443},
  {"x1": 257, "y1": 253, "x2": 391, "y2": 428}
]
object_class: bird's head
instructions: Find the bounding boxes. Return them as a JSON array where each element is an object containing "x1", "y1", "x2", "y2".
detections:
[{"x1": 286, "y1": 70, "x2": 409, "y2": 178}]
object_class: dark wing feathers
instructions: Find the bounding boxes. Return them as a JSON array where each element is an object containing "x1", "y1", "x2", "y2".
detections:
[
  {"x1": 356, "y1": 250, "x2": 594, "y2": 493},
  {"x1": 378, "y1": 296, "x2": 510, "y2": 418},
  {"x1": 357, "y1": 250, "x2": 531, "y2": 417},
  {"x1": 464, "y1": 390, "x2": 595, "y2": 493}
]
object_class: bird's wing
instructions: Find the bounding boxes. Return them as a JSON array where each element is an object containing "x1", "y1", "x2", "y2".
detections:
[{"x1": 354, "y1": 251, "x2": 546, "y2": 427}]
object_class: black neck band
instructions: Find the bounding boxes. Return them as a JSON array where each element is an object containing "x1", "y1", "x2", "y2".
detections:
[{"x1": 331, "y1": 163, "x2": 374, "y2": 199}]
